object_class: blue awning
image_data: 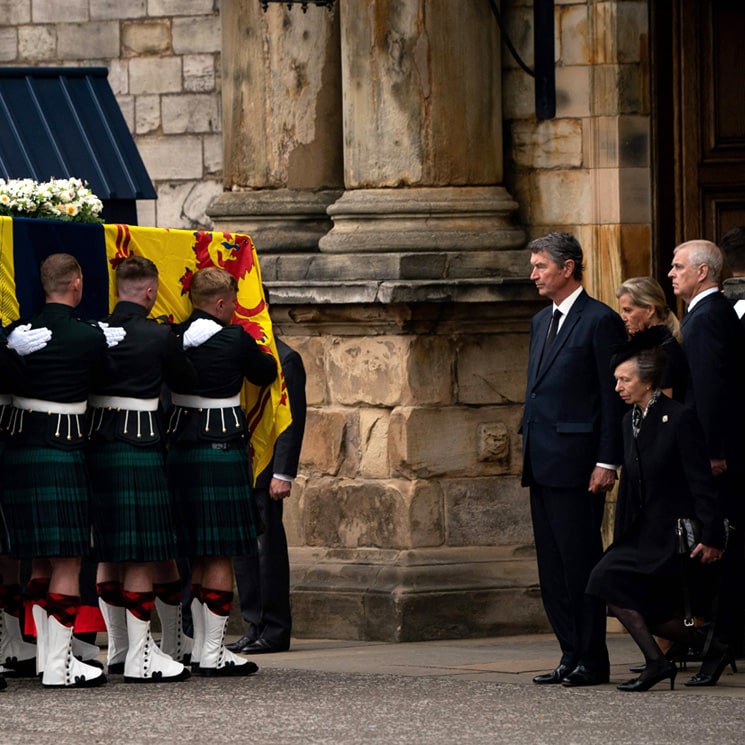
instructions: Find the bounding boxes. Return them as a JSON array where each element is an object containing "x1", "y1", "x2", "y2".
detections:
[{"x1": 0, "y1": 67, "x2": 156, "y2": 201}]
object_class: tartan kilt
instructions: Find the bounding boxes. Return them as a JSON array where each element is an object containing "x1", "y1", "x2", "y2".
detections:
[
  {"x1": 1, "y1": 445, "x2": 91, "y2": 559},
  {"x1": 167, "y1": 444, "x2": 258, "y2": 558},
  {"x1": 87, "y1": 442, "x2": 178, "y2": 563}
]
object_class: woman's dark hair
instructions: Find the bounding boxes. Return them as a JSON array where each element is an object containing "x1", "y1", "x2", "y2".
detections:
[{"x1": 611, "y1": 325, "x2": 668, "y2": 390}]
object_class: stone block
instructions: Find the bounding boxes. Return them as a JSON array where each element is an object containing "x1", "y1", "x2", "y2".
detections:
[
  {"x1": 137, "y1": 136, "x2": 203, "y2": 180},
  {"x1": 153, "y1": 181, "x2": 197, "y2": 228},
  {"x1": 136, "y1": 199, "x2": 157, "y2": 227},
  {"x1": 592, "y1": 63, "x2": 644, "y2": 116},
  {"x1": 457, "y1": 333, "x2": 529, "y2": 405},
  {"x1": 203, "y1": 133, "x2": 223, "y2": 174},
  {"x1": 129, "y1": 57, "x2": 182, "y2": 95},
  {"x1": 90, "y1": 0, "x2": 147, "y2": 20},
  {"x1": 279, "y1": 336, "x2": 326, "y2": 406},
  {"x1": 327, "y1": 337, "x2": 409, "y2": 407},
  {"x1": 616, "y1": 1, "x2": 648, "y2": 64},
  {"x1": 33, "y1": 0, "x2": 88, "y2": 23},
  {"x1": 501, "y1": 69, "x2": 535, "y2": 122},
  {"x1": 18, "y1": 24, "x2": 55, "y2": 61},
  {"x1": 107, "y1": 59, "x2": 129, "y2": 95},
  {"x1": 299, "y1": 408, "x2": 348, "y2": 476},
  {"x1": 135, "y1": 95, "x2": 161, "y2": 135},
  {"x1": 122, "y1": 20, "x2": 171, "y2": 56},
  {"x1": 619, "y1": 115, "x2": 649, "y2": 168},
  {"x1": 162, "y1": 93, "x2": 220, "y2": 134},
  {"x1": 559, "y1": 4, "x2": 589, "y2": 66},
  {"x1": 172, "y1": 16, "x2": 221, "y2": 55},
  {"x1": 148, "y1": 0, "x2": 216, "y2": 16},
  {"x1": 0, "y1": 28, "x2": 17, "y2": 62},
  {"x1": 555, "y1": 65, "x2": 591, "y2": 118},
  {"x1": 406, "y1": 336, "x2": 454, "y2": 405},
  {"x1": 183, "y1": 53, "x2": 215, "y2": 92},
  {"x1": 0, "y1": 0, "x2": 30, "y2": 24},
  {"x1": 359, "y1": 409, "x2": 390, "y2": 479},
  {"x1": 619, "y1": 167, "x2": 651, "y2": 223},
  {"x1": 500, "y1": 4, "x2": 533, "y2": 72},
  {"x1": 182, "y1": 178, "x2": 224, "y2": 228},
  {"x1": 117, "y1": 95, "x2": 134, "y2": 132},
  {"x1": 511, "y1": 119, "x2": 583, "y2": 170},
  {"x1": 57, "y1": 22, "x2": 119, "y2": 60},
  {"x1": 522, "y1": 169, "x2": 593, "y2": 226},
  {"x1": 389, "y1": 405, "x2": 524, "y2": 479},
  {"x1": 302, "y1": 478, "x2": 443, "y2": 549},
  {"x1": 443, "y1": 476, "x2": 533, "y2": 547}
]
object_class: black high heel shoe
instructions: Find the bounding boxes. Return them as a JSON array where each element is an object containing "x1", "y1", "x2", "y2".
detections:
[
  {"x1": 684, "y1": 644, "x2": 736, "y2": 687},
  {"x1": 617, "y1": 659, "x2": 677, "y2": 692}
]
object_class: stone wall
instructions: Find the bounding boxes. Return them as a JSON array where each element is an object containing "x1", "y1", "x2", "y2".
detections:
[
  {"x1": 0, "y1": 0, "x2": 223, "y2": 229},
  {"x1": 501, "y1": 0, "x2": 653, "y2": 306}
]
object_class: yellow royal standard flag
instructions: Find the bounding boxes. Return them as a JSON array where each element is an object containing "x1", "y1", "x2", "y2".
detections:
[{"x1": 0, "y1": 215, "x2": 290, "y2": 481}]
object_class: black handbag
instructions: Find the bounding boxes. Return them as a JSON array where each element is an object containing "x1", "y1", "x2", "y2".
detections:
[{"x1": 675, "y1": 517, "x2": 730, "y2": 555}]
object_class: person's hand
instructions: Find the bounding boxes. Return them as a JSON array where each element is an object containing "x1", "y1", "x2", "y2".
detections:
[
  {"x1": 183, "y1": 318, "x2": 222, "y2": 349},
  {"x1": 588, "y1": 466, "x2": 616, "y2": 494},
  {"x1": 269, "y1": 477, "x2": 292, "y2": 501},
  {"x1": 7, "y1": 324, "x2": 52, "y2": 355},
  {"x1": 98, "y1": 321, "x2": 127, "y2": 348},
  {"x1": 710, "y1": 458, "x2": 727, "y2": 478},
  {"x1": 691, "y1": 543, "x2": 723, "y2": 564}
]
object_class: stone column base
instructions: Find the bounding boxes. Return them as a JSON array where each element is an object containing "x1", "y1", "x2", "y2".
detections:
[
  {"x1": 288, "y1": 546, "x2": 548, "y2": 642},
  {"x1": 208, "y1": 189, "x2": 343, "y2": 252},
  {"x1": 319, "y1": 186, "x2": 525, "y2": 253}
]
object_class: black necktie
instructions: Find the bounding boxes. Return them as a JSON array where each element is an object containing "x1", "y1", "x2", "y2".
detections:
[{"x1": 545, "y1": 309, "x2": 562, "y2": 349}]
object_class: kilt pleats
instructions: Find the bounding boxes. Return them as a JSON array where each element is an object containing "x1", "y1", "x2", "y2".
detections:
[
  {"x1": 167, "y1": 445, "x2": 258, "y2": 558},
  {"x1": 88, "y1": 443, "x2": 177, "y2": 563}
]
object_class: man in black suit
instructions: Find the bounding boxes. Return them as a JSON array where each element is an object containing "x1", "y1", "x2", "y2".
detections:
[
  {"x1": 522, "y1": 232, "x2": 626, "y2": 687},
  {"x1": 229, "y1": 334, "x2": 307, "y2": 654},
  {"x1": 669, "y1": 239, "x2": 745, "y2": 682},
  {"x1": 720, "y1": 226, "x2": 745, "y2": 329}
]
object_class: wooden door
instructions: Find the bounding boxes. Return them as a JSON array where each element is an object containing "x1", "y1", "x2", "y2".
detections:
[{"x1": 652, "y1": 0, "x2": 745, "y2": 280}]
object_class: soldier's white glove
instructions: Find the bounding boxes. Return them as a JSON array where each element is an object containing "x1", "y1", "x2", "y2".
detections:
[
  {"x1": 7, "y1": 323, "x2": 53, "y2": 356},
  {"x1": 183, "y1": 318, "x2": 222, "y2": 349},
  {"x1": 98, "y1": 321, "x2": 127, "y2": 348}
]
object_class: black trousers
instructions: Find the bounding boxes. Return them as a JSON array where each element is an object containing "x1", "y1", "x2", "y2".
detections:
[
  {"x1": 530, "y1": 482, "x2": 609, "y2": 673},
  {"x1": 233, "y1": 488, "x2": 291, "y2": 645}
]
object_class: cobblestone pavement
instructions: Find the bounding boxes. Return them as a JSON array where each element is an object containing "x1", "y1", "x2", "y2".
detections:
[{"x1": 2, "y1": 633, "x2": 744, "y2": 744}]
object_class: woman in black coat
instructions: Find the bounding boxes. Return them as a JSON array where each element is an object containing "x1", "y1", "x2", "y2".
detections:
[{"x1": 586, "y1": 329, "x2": 726, "y2": 691}]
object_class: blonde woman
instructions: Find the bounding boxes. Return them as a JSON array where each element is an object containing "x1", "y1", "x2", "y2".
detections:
[{"x1": 616, "y1": 277, "x2": 688, "y2": 401}]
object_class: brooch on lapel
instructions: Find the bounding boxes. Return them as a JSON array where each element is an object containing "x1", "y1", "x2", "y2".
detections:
[{"x1": 662, "y1": 415, "x2": 669, "y2": 423}]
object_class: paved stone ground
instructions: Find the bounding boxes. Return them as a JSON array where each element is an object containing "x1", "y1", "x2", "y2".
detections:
[{"x1": 2, "y1": 633, "x2": 744, "y2": 744}]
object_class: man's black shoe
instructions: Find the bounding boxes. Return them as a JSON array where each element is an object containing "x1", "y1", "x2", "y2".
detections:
[
  {"x1": 226, "y1": 631, "x2": 258, "y2": 653},
  {"x1": 561, "y1": 665, "x2": 609, "y2": 687},
  {"x1": 239, "y1": 638, "x2": 290, "y2": 655},
  {"x1": 532, "y1": 664, "x2": 571, "y2": 684}
]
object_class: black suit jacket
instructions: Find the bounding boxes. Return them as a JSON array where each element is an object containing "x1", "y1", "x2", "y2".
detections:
[
  {"x1": 522, "y1": 290, "x2": 626, "y2": 489},
  {"x1": 613, "y1": 395, "x2": 725, "y2": 575},
  {"x1": 680, "y1": 291, "x2": 745, "y2": 470},
  {"x1": 255, "y1": 338, "x2": 307, "y2": 491}
]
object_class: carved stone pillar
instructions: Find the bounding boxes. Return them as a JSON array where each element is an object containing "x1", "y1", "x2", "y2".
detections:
[{"x1": 209, "y1": 0, "x2": 343, "y2": 250}]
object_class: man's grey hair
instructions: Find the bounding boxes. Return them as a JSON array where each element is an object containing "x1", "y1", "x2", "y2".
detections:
[
  {"x1": 674, "y1": 240, "x2": 724, "y2": 284},
  {"x1": 528, "y1": 232, "x2": 584, "y2": 281}
]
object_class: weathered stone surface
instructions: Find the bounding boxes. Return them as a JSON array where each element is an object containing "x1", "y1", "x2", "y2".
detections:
[
  {"x1": 0, "y1": 27, "x2": 17, "y2": 61},
  {"x1": 137, "y1": 136, "x2": 204, "y2": 179},
  {"x1": 135, "y1": 94, "x2": 161, "y2": 135},
  {"x1": 203, "y1": 133, "x2": 223, "y2": 174},
  {"x1": 57, "y1": 21, "x2": 119, "y2": 59},
  {"x1": 172, "y1": 16, "x2": 221, "y2": 54},
  {"x1": 327, "y1": 337, "x2": 409, "y2": 407},
  {"x1": 90, "y1": 0, "x2": 147, "y2": 20},
  {"x1": 512, "y1": 119, "x2": 583, "y2": 170},
  {"x1": 153, "y1": 181, "x2": 198, "y2": 228},
  {"x1": 17, "y1": 25, "x2": 55, "y2": 61},
  {"x1": 129, "y1": 57, "x2": 182, "y2": 95},
  {"x1": 148, "y1": 0, "x2": 215, "y2": 16},
  {"x1": 34, "y1": 0, "x2": 88, "y2": 23},
  {"x1": 359, "y1": 409, "x2": 390, "y2": 479},
  {"x1": 389, "y1": 404, "x2": 525, "y2": 479},
  {"x1": 443, "y1": 476, "x2": 532, "y2": 547},
  {"x1": 457, "y1": 333, "x2": 529, "y2": 405},
  {"x1": 302, "y1": 478, "x2": 443, "y2": 549},
  {"x1": 183, "y1": 53, "x2": 216, "y2": 92},
  {"x1": 162, "y1": 92, "x2": 220, "y2": 134},
  {"x1": 555, "y1": 65, "x2": 592, "y2": 118},
  {"x1": 299, "y1": 408, "x2": 348, "y2": 476},
  {"x1": 122, "y1": 20, "x2": 170, "y2": 56},
  {"x1": 559, "y1": 4, "x2": 589, "y2": 66},
  {"x1": 283, "y1": 336, "x2": 326, "y2": 406},
  {"x1": 181, "y1": 179, "x2": 224, "y2": 227},
  {"x1": 0, "y1": 0, "x2": 30, "y2": 25}
]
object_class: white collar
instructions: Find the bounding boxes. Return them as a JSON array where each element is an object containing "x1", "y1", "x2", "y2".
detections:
[{"x1": 687, "y1": 286, "x2": 719, "y2": 311}]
